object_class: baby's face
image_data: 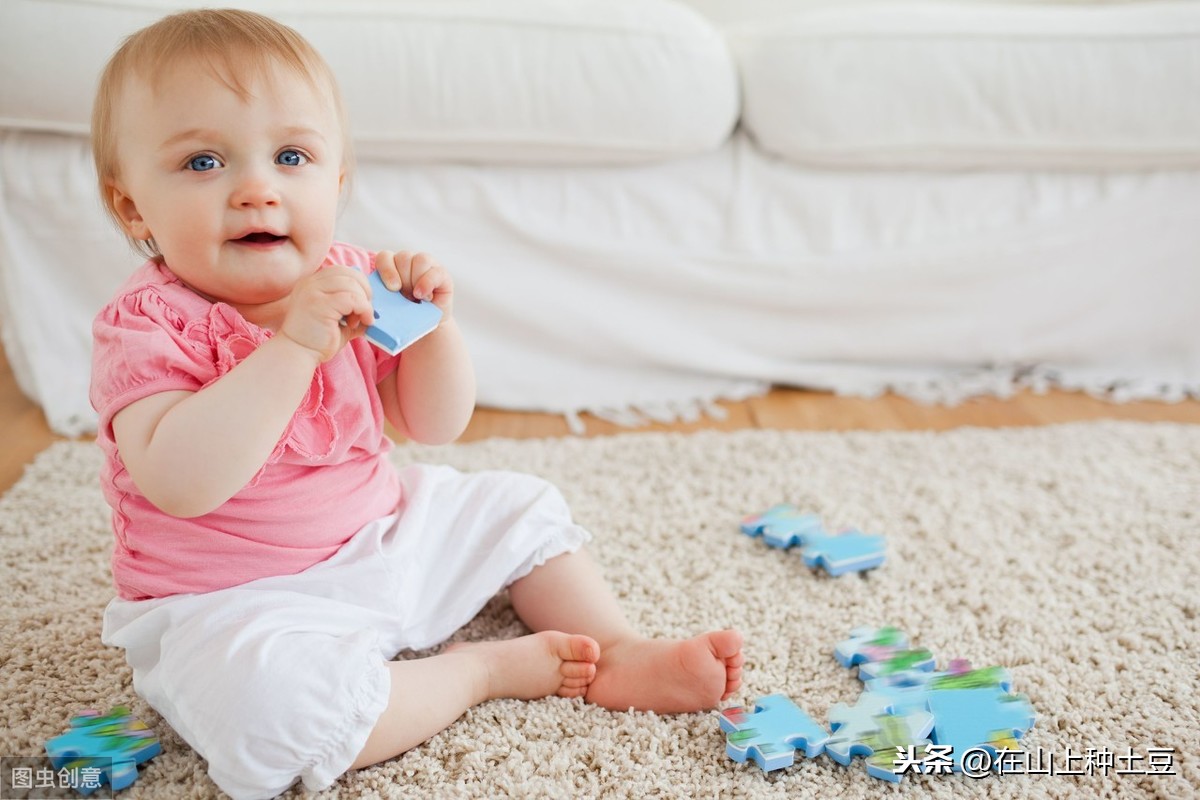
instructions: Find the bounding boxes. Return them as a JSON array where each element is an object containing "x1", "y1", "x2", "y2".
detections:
[{"x1": 109, "y1": 58, "x2": 345, "y2": 310}]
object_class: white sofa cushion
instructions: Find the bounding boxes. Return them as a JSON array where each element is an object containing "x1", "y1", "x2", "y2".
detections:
[
  {"x1": 681, "y1": 0, "x2": 1172, "y2": 28},
  {"x1": 0, "y1": 0, "x2": 738, "y2": 164},
  {"x1": 731, "y1": 1, "x2": 1200, "y2": 169}
]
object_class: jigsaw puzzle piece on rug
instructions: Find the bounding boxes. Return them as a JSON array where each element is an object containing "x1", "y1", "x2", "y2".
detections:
[
  {"x1": 928, "y1": 664, "x2": 1014, "y2": 693},
  {"x1": 739, "y1": 504, "x2": 823, "y2": 548},
  {"x1": 834, "y1": 626, "x2": 911, "y2": 668},
  {"x1": 800, "y1": 528, "x2": 886, "y2": 576},
  {"x1": 863, "y1": 663, "x2": 1013, "y2": 716},
  {"x1": 861, "y1": 713, "x2": 938, "y2": 783},
  {"x1": 824, "y1": 690, "x2": 894, "y2": 764},
  {"x1": 719, "y1": 693, "x2": 829, "y2": 771},
  {"x1": 826, "y1": 692, "x2": 935, "y2": 783},
  {"x1": 739, "y1": 507, "x2": 885, "y2": 574},
  {"x1": 45, "y1": 705, "x2": 162, "y2": 794},
  {"x1": 925, "y1": 687, "x2": 1036, "y2": 772},
  {"x1": 833, "y1": 626, "x2": 933, "y2": 679},
  {"x1": 855, "y1": 647, "x2": 936, "y2": 681}
]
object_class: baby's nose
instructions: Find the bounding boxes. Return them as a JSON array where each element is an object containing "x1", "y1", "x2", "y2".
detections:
[{"x1": 230, "y1": 171, "x2": 280, "y2": 207}]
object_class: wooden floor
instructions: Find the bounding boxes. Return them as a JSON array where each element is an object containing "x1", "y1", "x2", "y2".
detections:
[{"x1": 4, "y1": 344, "x2": 1199, "y2": 495}]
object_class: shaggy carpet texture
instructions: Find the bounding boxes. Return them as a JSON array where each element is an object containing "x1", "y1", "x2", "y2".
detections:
[{"x1": 1, "y1": 422, "x2": 1197, "y2": 799}]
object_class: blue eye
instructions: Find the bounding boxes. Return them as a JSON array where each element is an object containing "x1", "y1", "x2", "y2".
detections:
[
  {"x1": 277, "y1": 149, "x2": 307, "y2": 166},
  {"x1": 186, "y1": 154, "x2": 220, "y2": 172}
]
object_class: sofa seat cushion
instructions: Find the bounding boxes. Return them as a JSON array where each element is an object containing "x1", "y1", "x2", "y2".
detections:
[
  {"x1": 0, "y1": 0, "x2": 737, "y2": 164},
  {"x1": 730, "y1": 1, "x2": 1200, "y2": 169}
]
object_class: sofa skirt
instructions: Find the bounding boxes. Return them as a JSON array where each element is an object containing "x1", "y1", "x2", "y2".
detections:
[{"x1": 2, "y1": 130, "x2": 1198, "y2": 435}]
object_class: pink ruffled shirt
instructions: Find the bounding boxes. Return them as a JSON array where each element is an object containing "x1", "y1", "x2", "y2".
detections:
[{"x1": 90, "y1": 242, "x2": 402, "y2": 600}]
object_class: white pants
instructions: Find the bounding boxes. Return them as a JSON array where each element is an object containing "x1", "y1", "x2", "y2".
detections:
[{"x1": 102, "y1": 464, "x2": 591, "y2": 800}]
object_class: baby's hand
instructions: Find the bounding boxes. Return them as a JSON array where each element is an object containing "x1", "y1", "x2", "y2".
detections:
[
  {"x1": 279, "y1": 266, "x2": 373, "y2": 363},
  {"x1": 374, "y1": 250, "x2": 454, "y2": 318}
]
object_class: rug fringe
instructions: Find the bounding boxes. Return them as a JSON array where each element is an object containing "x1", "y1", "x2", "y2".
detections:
[
  {"x1": 865, "y1": 364, "x2": 1200, "y2": 407},
  {"x1": 564, "y1": 383, "x2": 763, "y2": 433},
  {"x1": 557, "y1": 364, "x2": 1199, "y2": 432}
]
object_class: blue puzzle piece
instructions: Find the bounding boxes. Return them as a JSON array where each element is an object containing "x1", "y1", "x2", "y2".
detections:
[
  {"x1": 45, "y1": 706, "x2": 162, "y2": 794},
  {"x1": 800, "y1": 529, "x2": 886, "y2": 576},
  {"x1": 364, "y1": 271, "x2": 443, "y2": 355},
  {"x1": 925, "y1": 687, "x2": 1036, "y2": 772},
  {"x1": 834, "y1": 626, "x2": 910, "y2": 668},
  {"x1": 825, "y1": 691, "x2": 894, "y2": 765},
  {"x1": 826, "y1": 692, "x2": 934, "y2": 783},
  {"x1": 718, "y1": 694, "x2": 829, "y2": 771},
  {"x1": 739, "y1": 504, "x2": 823, "y2": 548}
]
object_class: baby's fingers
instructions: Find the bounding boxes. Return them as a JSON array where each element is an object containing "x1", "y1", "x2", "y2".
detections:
[
  {"x1": 347, "y1": 285, "x2": 375, "y2": 330},
  {"x1": 325, "y1": 268, "x2": 374, "y2": 329},
  {"x1": 374, "y1": 250, "x2": 407, "y2": 293},
  {"x1": 410, "y1": 254, "x2": 451, "y2": 302}
]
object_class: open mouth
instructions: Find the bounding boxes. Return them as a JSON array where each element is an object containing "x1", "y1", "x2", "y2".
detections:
[{"x1": 234, "y1": 232, "x2": 287, "y2": 245}]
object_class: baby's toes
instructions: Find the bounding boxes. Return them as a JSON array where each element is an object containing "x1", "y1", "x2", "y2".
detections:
[
  {"x1": 558, "y1": 659, "x2": 596, "y2": 698},
  {"x1": 564, "y1": 634, "x2": 600, "y2": 664},
  {"x1": 561, "y1": 659, "x2": 597, "y2": 683},
  {"x1": 721, "y1": 643, "x2": 745, "y2": 699},
  {"x1": 708, "y1": 629, "x2": 744, "y2": 660}
]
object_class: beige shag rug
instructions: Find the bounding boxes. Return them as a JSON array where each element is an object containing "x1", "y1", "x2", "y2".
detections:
[{"x1": 2, "y1": 422, "x2": 1198, "y2": 799}]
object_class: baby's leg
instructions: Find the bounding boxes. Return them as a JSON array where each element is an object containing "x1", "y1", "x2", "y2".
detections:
[
  {"x1": 352, "y1": 631, "x2": 598, "y2": 769},
  {"x1": 508, "y1": 549, "x2": 744, "y2": 714}
]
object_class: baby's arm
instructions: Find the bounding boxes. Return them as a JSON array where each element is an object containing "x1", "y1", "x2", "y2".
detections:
[
  {"x1": 112, "y1": 267, "x2": 374, "y2": 518},
  {"x1": 374, "y1": 251, "x2": 476, "y2": 444}
]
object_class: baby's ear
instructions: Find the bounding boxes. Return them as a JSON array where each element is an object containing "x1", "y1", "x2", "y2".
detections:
[{"x1": 109, "y1": 181, "x2": 152, "y2": 240}]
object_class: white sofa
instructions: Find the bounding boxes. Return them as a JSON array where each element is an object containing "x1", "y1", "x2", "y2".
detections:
[{"x1": 2, "y1": 0, "x2": 1199, "y2": 436}]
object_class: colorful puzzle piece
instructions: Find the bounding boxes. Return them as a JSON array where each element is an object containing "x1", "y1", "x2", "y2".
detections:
[
  {"x1": 928, "y1": 664, "x2": 1013, "y2": 693},
  {"x1": 925, "y1": 687, "x2": 1036, "y2": 772},
  {"x1": 834, "y1": 625, "x2": 910, "y2": 668},
  {"x1": 834, "y1": 626, "x2": 934, "y2": 680},
  {"x1": 719, "y1": 694, "x2": 829, "y2": 771},
  {"x1": 45, "y1": 706, "x2": 161, "y2": 794},
  {"x1": 739, "y1": 504, "x2": 823, "y2": 548},
  {"x1": 826, "y1": 693, "x2": 935, "y2": 783},
  {"x1": 364, "y1": 270, "x2": 443, "y2": 355},
  {"x1": 861, "y1": 713, "x2": 937, "y2": 783},
  {"x1": 862, "y1": 663, "x2": 1012, "y2": 716},
  {"x1": 856, "y1": 648, "x2": 936, "y2": 681}
]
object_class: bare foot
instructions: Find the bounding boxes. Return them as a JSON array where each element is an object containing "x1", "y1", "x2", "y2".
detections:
[
  {"x1": 584, "y1": 629, "x2": 744, "y2": 713},
  {"x1": 447, "y1": 631, "x2": 600, "y2": 701}
]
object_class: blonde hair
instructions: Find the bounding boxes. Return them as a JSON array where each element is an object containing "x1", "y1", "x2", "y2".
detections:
[{"x1": 91, "y1": 8, "x2": 353, "y2": 257}]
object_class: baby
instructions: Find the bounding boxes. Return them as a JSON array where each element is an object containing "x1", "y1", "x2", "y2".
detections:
[{"x1": 88, "y1": 9, "x2": 742, "y2": 799}]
